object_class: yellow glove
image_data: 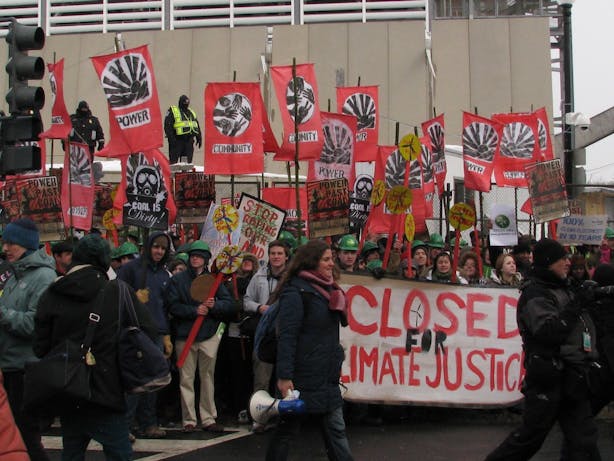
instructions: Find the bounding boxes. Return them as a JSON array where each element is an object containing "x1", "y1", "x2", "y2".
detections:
[
  {"x1": 163, "y1": 335, "x2": 173, "y2": 359},
  {"x1": 135, "y1": 288, "x2": 149, "y2": 304}
]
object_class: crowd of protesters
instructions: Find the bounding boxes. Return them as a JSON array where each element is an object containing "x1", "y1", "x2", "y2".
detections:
[{"x1": 3, "y1": 217, "x2": 614, "y2": 460}]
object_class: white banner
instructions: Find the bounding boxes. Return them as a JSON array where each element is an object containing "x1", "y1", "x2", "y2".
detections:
[
  {"x1": 339, "y1": 273, "x2": 523, "y2": 407},
  {"x1": 557, "y1": 214, "x2": 607, "y2": 246},
  {"x1": 489, "y1": 204, "x2": 518, "y2": 247}
]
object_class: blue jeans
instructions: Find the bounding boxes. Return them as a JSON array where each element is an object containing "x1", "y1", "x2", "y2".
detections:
[
  {"x1": 61, "y1": 411, "x2": 131, "y2": 461},
  {"x1": 266, "y1": 406, "x2": 353, "y2": 461},
  {"x1": 126, "y1": 335, "x2": 163, "y2": 431}
]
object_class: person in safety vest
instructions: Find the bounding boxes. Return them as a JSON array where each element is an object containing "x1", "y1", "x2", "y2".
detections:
[{"x1": 164, "y1": 95, "x2": 202, "y2": 164}]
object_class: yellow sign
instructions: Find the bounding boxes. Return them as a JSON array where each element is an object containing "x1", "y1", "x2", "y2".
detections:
[
  {"x1": 386, "y1": 186, "x2": 413, "y2": 214},
  {"x1": 215, "y1": 245, "x2": 242, "y2": 274},
  {"x1": 102, "y1": 208, "x2": 119, "y2": 230},
  {"x1": 398, "y1": 133, "x2": 421, "y2": 161},
  {"x1": 371, "y1": 180, "x2": 386, "y2": 206},
  {"x1": 404, "y1": 214, "x2": 416, "y2": 242},
  {"x1": 213, "y1": 205, "x2": 239, "y2": 234},
  {"x1": 449, "y1": 203, "x2": 476, "y2": 231}
]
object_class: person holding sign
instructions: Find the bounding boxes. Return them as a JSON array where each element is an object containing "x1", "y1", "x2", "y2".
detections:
[
  {"x1": 485, "y1": 238, "x2": 600, "y2": 461},
  {"x1": 165, "y1": 241, "x2": 234, "y2": 433},
  {"x1": 265, "y1": 240, "x2": 353, "y2": 461}
]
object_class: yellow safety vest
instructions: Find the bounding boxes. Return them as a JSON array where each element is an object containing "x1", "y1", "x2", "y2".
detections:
[{"x1": 171, "y1": 106, "x2": 199, "y2": 136}]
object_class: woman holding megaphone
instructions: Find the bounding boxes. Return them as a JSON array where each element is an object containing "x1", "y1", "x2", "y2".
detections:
[{"x1": 265, "y1": 239, "x2": 354, "y2": 461}]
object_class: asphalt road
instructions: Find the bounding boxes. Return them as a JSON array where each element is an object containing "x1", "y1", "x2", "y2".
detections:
[{"x1": 43, "y1": 407, "x2": 614, "y2": 460}]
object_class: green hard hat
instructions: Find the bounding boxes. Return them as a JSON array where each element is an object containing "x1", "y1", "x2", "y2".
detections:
[
  {"x1": 606, "y1": 227, "x2": 614, "y2": 239},
  {"x1": 361, "y1": 241, "x2": 379, "y2": 255},
  {"x1": 175, "y1": 252, "x2": 189, "y2": 264},
  {"x1": 366, "y1": 259, "x2": 383, "y2": 271},
  {"x1": 116, "y1": 242, "x2": 139, "y2": 258},
  {"x1": 297, "y1": 236, "x2": 309, "y2": 247},
  {"x1": 110, "y1": 246, "x2": 121, "y2": 260},
  {"x1": 412, "y1": 239, "x2": 427, "y2": 249},
  {"x1": 188, "y1": 240, "x2": 211, "y2": 258},
  {"x1": 278, "y1": 230, "x2": 297, "y2": 250},
  {"x1": 338, "y1": 234, "x2": 359, "y2": 251},
  {"x1": 450, "y1": 237, "x2": 468, "y2": 248},
  {"x1": 428, "y1": 233, "x2": 445, "y2": 248}
]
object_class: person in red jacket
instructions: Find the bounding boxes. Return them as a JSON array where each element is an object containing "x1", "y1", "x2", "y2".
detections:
[{"x1": 0, "y1": 370, "x2": 29, "y2": 461}]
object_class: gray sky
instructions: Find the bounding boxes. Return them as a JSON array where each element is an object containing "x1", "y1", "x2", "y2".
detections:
[{"x1": 570, "y1": 0, "x2": 614, "y2": 172}]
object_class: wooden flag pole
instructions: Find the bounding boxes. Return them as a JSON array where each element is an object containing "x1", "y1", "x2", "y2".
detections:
[{"x1": 292, "y1": 58, "x2": 303, "y2": 241}]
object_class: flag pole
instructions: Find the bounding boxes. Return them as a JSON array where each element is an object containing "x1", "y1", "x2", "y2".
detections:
[
  {"x1": 292, "y1": 58, "x2": 303, "y2": 241},
  {"x1": 230, "y1": 70, "x2": 237, "y2": 205}
]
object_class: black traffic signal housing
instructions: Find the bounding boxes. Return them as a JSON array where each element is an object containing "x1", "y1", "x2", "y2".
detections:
[{"x1": 1, "y1": 19, "x2": 45, "y2": 175}]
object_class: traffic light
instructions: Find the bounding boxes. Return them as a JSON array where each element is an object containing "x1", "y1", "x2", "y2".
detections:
[
  {"x1": 1, "y1": 19, "x2": 45, "y2": 175},
  {"x1": 5, "y1": 19, "x2": 45, "y2": 113}
]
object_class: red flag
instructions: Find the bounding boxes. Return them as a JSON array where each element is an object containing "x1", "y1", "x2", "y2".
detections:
[
  {"x1": 520, "y1": 197, "x2": 533, "y2": 215},
  {"x1": 91, "y1": 45, "x2": 163, "y2": 157},
  {"x1": 271, "y1": 63, "x2": 323, "y2": 161},
  {"x1": 61, "y1": 142, "x2": 95, "y2": 230},
  {"x1": 113, "y1": 149, "x2": 176, "y2": 229},
  {"x1": 367, "y1": 145, "x2": 397, "y2": 235},
  {"x1": 40, "y1": 59, "x2": 71, "y2": 140},
  {"x1": 492, "y1": 112, "x2": 540, "y2": 188},
  {"x1": 336, "y1": 86, "x2": 379, "y2": 162},
  {"x1": 534, "y1": 107, "x2": 554, "y2": 161},
  {"x1": 262, "y1": 187, "x2": 308, "y2": 237},
  {"x1": 462, "y1": 112, "x2": 503, "y2": 192},
  {"x1": 419, "y1": 136, "x2": 435, "y2": 219},
  {"x1": 259, "y1": 91, "x2": 279, "y2": 155},
  {"x1": 204, "y1": 82, "x2": 264, "y2": 174},
  {"x1": 307, "y1": 112, "x2": 356, "y2": 186},
  {"x1": 421, "y1": 114, "x2": 446, "y2": 196}
]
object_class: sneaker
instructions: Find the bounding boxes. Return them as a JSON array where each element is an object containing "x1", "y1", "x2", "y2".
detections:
[
  {"x1": 141, "y1": 426, "x2": 167, "y2": 439},
  {"x1": 202, "y1": 422, "x2": 225, "y2": 433},
  {"x1": 237, "y1": 410, "x2": 250, "y2": 425}
]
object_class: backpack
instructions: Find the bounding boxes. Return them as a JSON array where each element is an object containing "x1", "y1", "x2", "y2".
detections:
[
  {"x1": 117, "y1": 280, "x2": 171, "y2": 393},
  {"x1": 255, "y1": 289, "x2": 311, "y2": 364}
]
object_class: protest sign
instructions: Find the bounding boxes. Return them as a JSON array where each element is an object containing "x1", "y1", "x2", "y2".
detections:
[
  {"x1": 489, "y1": 204, "x2": 518, "y2": 247},
  {"x1": 17, "y1": 176, "x2": 65, "y2": 241},
  {"x1": 557, "y1": 214, "x2": 607, "y2": 246},
  {"x1": 61, "y1": 142, "x2": 95, "y2": 231},
  {"x1": 200, "y1": 204, "x2": 242, "y2": 262},
  {"x1": 525, "y1": 159, "x2": 570, "y2": 224},
  {"x1": 174, "y1": 172, "x2": 216, "y2": 224},
  {"x1": 307, "y1": 178, "x2": 350, "y2": 239},
  {"x1": 339, "y1": 274, "x2": 523, "y2": 407},
  {"x1": 237, "y1": 194, "x2": 285, "y2": 260}
]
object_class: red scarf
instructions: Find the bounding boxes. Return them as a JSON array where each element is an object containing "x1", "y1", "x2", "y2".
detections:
[{"x1": 298, "y1": 270, "x2": 348, "y2": 326}]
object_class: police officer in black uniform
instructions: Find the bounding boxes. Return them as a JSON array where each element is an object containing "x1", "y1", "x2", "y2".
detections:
[
  {"x1": 485, "y1": 238, "x2": 600, "y2": 461},
  {"x1": 67, "y1": 101, "x2": 105, "y2": 157},
  {"x1": 164, "y1": 95, "x2": 202, "y2": 164}
]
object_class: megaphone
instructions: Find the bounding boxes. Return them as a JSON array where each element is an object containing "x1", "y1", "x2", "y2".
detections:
[{"x1": 249, "y1": 390, "x2": 306, "y2": 425}]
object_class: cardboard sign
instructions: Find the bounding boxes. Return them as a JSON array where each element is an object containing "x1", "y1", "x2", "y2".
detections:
[
  {"x1": 307, "y1": 178, "x2": 350, "y2": 239},
  {"x1": 174, "y1": 172, "x2": 216, "y2": 224},
  {"x1": 339, "y1": 273, "x2": 523, "y2": 407},
  {"x1": 237, "y1": 193, "x2": 286, "y2": 260},
  {"x1": 525, "y1": 159, "x2": 570, "y2": 224},
  {"x1": 557, "y1": 214, "x2": 608, "y2": 246}
]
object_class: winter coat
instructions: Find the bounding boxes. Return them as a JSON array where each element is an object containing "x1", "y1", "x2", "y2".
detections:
[
  {"x1": 489, "y1": 271, "x2": 523, "y2": 288},
  {"x1": 165, "y1": 267, "x2": 234, "y2": 341},
  {"x1": 118, "y1": 231, "x2": 171, "y2": 335},
  {"x1": 276, "y1": 276, "x2": 345, "y2": 414},
  {"x1": 33, "y1": 265, "x2": 157, "y2": 414},
  {"x1": 517, "y1": 267, "x2": 598, "y2": 371},
  {"x1": 0, "y1": 371, "x2": 28, "y2": 461},
  {"x1": 243, "y1": 264, "x2": 280, "y2": 313},
  {"x1": 0, "y1": 248, "x2": 56, "y2": 371}
]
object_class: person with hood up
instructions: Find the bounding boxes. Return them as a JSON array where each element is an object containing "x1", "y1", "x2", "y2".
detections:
[
  {"x1": 118, "y1": 231, "x2": 172, "y2": 439},
  {"x1": 165, "y1": 240, "x2": 235, "y2": 433},
  {"x1": 164, "y1": 95, "x2": 202, "y2": 164},
  {"x1": 0, "y1": 218, "x2": 56, "y2": 461},
  {"x1": 34, "y1": 234, "x2": 157, "y2": 460},
  {"x1": 67, "y1": 100, "x2": 105, "y2": 157}
]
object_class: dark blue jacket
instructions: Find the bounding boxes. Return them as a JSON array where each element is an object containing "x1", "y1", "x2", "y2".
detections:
[
  {"x1": 165, "y1": 267, "x2": 234, "y2": 341},
  {"x1": 276, "y1": 276, "x2": 345, "y2": 414},
  {"x1": 118, "y1": 232, "x2": 171, "y2": 335}
]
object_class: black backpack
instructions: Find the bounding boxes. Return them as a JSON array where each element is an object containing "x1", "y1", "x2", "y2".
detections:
[{"x1": 117, "y1": 280, "x2": 171, "y2": 393}]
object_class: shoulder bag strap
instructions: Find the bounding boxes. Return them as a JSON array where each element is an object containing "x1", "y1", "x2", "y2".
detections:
[{"x1": 82, "y1": 285, "x2": 106, "y2": 350}]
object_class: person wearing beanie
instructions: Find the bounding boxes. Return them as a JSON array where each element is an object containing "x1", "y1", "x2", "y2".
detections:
[
  {"x1": 165, "y1": 239, "x2": 234, "y2": 433},
  {"x1": 51, "y1": 240, "x2": 74, "y2": 275},
  {"x1": 0, "y1": 218, "x2": 56, "y2": 461},
  {"x1": 34, "y1": 234, "x2": 156, "y2": 460},
  {"x1": 485, "y1": 238, "x2": 600, "y2": 460},
  {"x1": 118, "y1": 231, "x2": 172, "y2": 439}
]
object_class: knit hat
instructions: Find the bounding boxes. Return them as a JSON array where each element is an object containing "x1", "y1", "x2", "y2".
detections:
[
  {"x1": 51, "y1": 240, "x2": 73, "y2": 255},
  {"x1": 593, "y1": 264, "x2": 614, "y2": 287},
  {"x1": 3, "y1": 218, "x2": 40, "y2": 250},
  {"x1": 72, "y1": 234, "x2": 111, "y2": 271},
  {"x1": 532, "y1": 238, "x2": 568, "y2": 269}
]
